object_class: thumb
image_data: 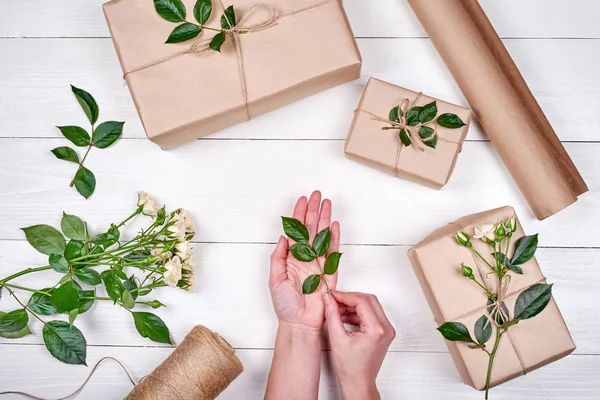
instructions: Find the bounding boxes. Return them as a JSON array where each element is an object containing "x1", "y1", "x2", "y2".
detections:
[{"x1": 324, "y1": 292, "x2": 346, "y2": 338}]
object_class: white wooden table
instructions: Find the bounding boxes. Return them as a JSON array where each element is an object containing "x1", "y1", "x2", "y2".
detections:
[{"x1": 1, "y1": 1, "x2": 599, "y2": 399}]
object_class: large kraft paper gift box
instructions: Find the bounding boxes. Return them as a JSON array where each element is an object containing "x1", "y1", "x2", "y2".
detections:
[
  {"x1": 344, "y1": 78, "x2": 472, "y2": 189},
  {"x1": 103, "y1": 0, "x2": 362, "y2": 149},
  {"x1": 408, "y1": 206, "x2": 575, "y2": 390}
]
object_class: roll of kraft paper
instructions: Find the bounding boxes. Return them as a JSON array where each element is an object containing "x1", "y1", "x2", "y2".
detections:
[{"x1": 408, "y1": 0, "x2": 588, "y2": 220}]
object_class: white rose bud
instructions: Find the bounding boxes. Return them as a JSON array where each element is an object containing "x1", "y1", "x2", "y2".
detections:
[
  {"x1": 175, "y1": 241, "x2": 192, "y2": 260},
  {"x1": 506, "y1": 216, "x2": 517, "y2": 234},
  {"x1": 455, "y1": 231, "x2": 472, "y2": 247},
  {"x1": 173, "y1": 209, "x2": 194, "y2": 230},
  {"x1": 473, "y1": 224, "x2": 496, "y2": 243},
  {"x1": 163, "y1": 256, "x2": 183, "y2": 287},
  {"x1": 137, "y1": 191, "x2": 159, "y2": 217}
]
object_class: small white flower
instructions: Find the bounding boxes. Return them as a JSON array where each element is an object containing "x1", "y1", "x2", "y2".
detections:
[
  {"x1": 172, "y1": 209, "x2": 194, "y2": 230},
  {"x1": 137, "y1": 191, "x2": 159, "y2": 217},
  {"x1": 175, "y1": 241, "x2": 192, "y2": 260},
  {"x1": 183, "y1": 255, "x2": 196, "y2": 271},
  {"x1": 163, "y1": 256, "x2": 183, "y2": 287},
  {"x1": 473, "y1": 224, "x2": 496, "y2": 242},
  {"x1": 167, "y1": 220, "x2": 186, "y2": 241}
]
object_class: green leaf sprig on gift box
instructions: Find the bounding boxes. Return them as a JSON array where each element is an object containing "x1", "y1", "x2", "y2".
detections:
[
  {"x1": 0, "y1": 192, "x2": 196, "y2": 365},
  {"x1": 52, "y1": 86, "x2": 125, "y2": 199},
  {"x1": 383, "y1": 96, "x2": 465, "y2": 149},
  {"x1": 281, "y1": 217, "x2": 342, "y2": 294},
  {"x1": 154, "y1": 0, "x2": 246, "y2": 52},
  {"x1": 437, "y1": 218, "x2": 552, "y2": 399}
]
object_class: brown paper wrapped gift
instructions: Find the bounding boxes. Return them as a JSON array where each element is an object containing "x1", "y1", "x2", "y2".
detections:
[
  {"x1": 408, "y1": 206, "x2": 575, "y2": 390},
  {"x1": 344, "y1": 78, "x2": 472, "y2": 189},
  {"x1": 103, "y1": 0, "x2": 362, "y2": 149}
]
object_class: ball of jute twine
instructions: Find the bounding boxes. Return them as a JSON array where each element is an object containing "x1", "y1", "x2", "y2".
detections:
[{"x1": 0, "y1": 325, "x2": 243, "y2": 400}]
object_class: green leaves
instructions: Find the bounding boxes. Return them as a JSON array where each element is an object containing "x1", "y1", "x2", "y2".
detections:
[
  {"x1": 73, "y1": 166, "x2": 96, "y2": 199},
  {"x1": 0, "y1": 309, "x2": 29, "y2": 333},
  {"x1": 74, "y1": 268, "x2": 101, "y2": 286},
  {"x1": 166, "y1": 23, "x2": 201, "y2": 44},
  {"x1": 122, "y1": 290, "x2": 136, "y2": 309},
  {"x1": 65, "y1": 240, "x2": 86, "y2": 261},
  {"x1": 474, "y1": 315, "x2": 492, "y2": 345},
  {"x1": 49, "y1": 254, "x2": 70, "y2": 273},
  {"x1": 313, "y1": 228, "x2": 331, "y2": 257},
  {"x1": 154, "y1": 0, "x2": 186, "y2": 22},
  {"x1": 22, "y1": 225, "x2": 66, "y2": 256},
  {"x1": 324, "y1": 252, "x2": 342, "y2": 275},
  {"x1": 209, "y1": 32, "x2": 227, "y2": 52},
  {"x1": 42, "y1": 321, "x2": 87, "y2": 365},
  {"x1": 302, "y1": 274, "x2": 321, "y2": 295},
  {"x1": 0, "y1": 312, "x2": 31, "y2": 339},
  {"x1": 389, "y1": 106, "x2": 401, "y2": 122},
  {"x1": 194, "y1": 0, "x2": 212, "y2": 25},
  {"x1": 282, "y1": 217, "x2": 309, "y2": 243},
  {"x1": 71, "y1": 86, "x2": 98, "y2": 125},
  {"x1": 92, "y1": 121, "x2": 124, "y2": 149},
  {"x1": 419, "y1": 102, "x2": 438, "y2": 123},
  {"x1": 289, "y1": 243, "x2": 316, "y2": 262},
  {"x1": 133, "y1": 312, "x2": 172, "y2": 344},
  {"x1": 437, "y1": 322, "x2": 473, "y2": 343},
  {"x1": 511, "y1": 234, "x2": 538, "y2": 266},
  {"x1": 50, "y1": 282, "x2": 80, "y2": 313},
  {"x1": 92, "y1": 224, "x2": 120, "y2": 248},
  {"x1": 28, "y1": 289, "x2": 58, "y2": 315},
  {"x1": 61, "y1": 213, "x2": 87, "y2": 241},
  {"x1": 56, "y1": 126, "x2": 90, "y2": 147},
  {"x1": 436, "y1": 113, "x2": 465, "y2": 129},
  {"x1": 399, "y1": 129, "x2": 411, "y2": 147},
  {"x1": 51, "y1": 147, "x2": 79, "y2": 163},
  {"x1": 419, "y1": 126, "x2": 437, "y2": 149},
  {"x1": 221, "y1": 5, "x2": 237, "y2": 29},
  {"x1": 405, "y1": 107, "x2": 421, "y2": 127},
  {"x1": 514, "y1": 283, "x2": 553, "y2": 320},
  {"x1": 101, "y1": 270, "x2": 125, "y2": 304}
]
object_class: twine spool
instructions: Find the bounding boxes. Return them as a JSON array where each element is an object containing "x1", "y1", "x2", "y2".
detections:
[{"x1": 125, "y1": 325, "x2": 244, "y2": 400}]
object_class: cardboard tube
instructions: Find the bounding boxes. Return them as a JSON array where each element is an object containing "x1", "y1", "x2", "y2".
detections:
[{"x1": 408, "y1": 0, "x2": 588, "y2": 220}]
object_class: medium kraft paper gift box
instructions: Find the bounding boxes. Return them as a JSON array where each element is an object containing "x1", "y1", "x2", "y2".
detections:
[
  {"x1": 408, "y1": 206, "x2": 575, "y2": 390},
  {"x1": 344, "y1": 78, "x2": 472, "y2": 189},
  {"x1": 103, "y1": 0, "x2": 362, "y2": 149}
]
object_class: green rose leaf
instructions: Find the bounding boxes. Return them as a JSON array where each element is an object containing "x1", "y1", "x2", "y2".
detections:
[
  {"x1": 28, "y1": 288, "x2": 59, "y2": 315},
  {"x1": 0, "y1": 312, "x2": 32, "y2": 339},
  {"x1": 389, "y1": 106, "x2": 401, "y2": 123},
  {"x1": 313, "y1": 228, "x2": 331, "y2": 257},
  {"x1": 74, "y1": 166, "x2": 96, "y2": 199},
  {"x1": 50, "y1": 281, "x2": 80, "y2": 313},
  {"x1": 42, "y1": 320, "x2": 87, "y2": 365},
  {"x1": 406, "y1": 107, "x2": 421, "y2": 126},
  {"x1": 74, "y1": 268, "x2": 101, "y2": 286},
  {"x1": 0, "y1": 309, "x2": 29, "y2": 333},
  {"x1": 289, "y1": 243, "x2": 316, "y2": 262},
  {"x1": 510, "y1": 234, "x2": 538, "y2": 266},
  {"x1": 399, "y1": 128, "x2": 412, "y2": 147},
  {"x1": 51, "y1": 146, "x2": 79, "y2": 163},
  {"x1": 194, "y1": 0, "x2": 212, "y2": 25},
  {"x1": 101, "y1": 270, "x2": 125, "y2": 304},
  {"x1": 221, "y1": 5, "x2": 236, "y2": 29},
  {"x1": 437, "y1": 113, "x2": 466, "y2": 129},
  {"x1": 114, "y1": 268, "x2": 128, "y2": 280},
  {"x1": 92, "y1": 121, "x2": 124, "y2": 149},
  {"x1": 132, "y1": 312, "x2": 172, "y2": 344},
  {"x1": 474, "y1": 315, "x2": 492, "y2": 345},
  {"x1": 514, "y1": 283, "x2": 553, "y2": 320},
  {"x1": 487, "y1": 298, "x2": 510, "y2": 325},
  {"x1": 71, "y1": 86, "x2": 99, "y2": 125},
  {"x1": 419, "y1": 126, "x2": 437, "y2": 149},
  {"x1": 49, "y1": 254, "x2": 70, "y2": 273},
  {"x1": 56, "y1": 126, "x2": 90, "y2": 147},
  {"x1": 302, "y1": 274, "x2": 321, "y2": 295},
  {"x1": 419, "y1": 101, "x2": 437, "y2": 123},
  {"x1": 122, "y1": 290, "x2": 135, "y2": 309},
  {"x1": 493, "y1": 252, "x2": 523, "y2": 274},
  {"x1": 92, "y1": 224, "x2": 120, "y2": 248},
  {"x1": 64, "y1": 240, "x2": 86, "y2": 261},
  {"x1": 281, "y1": 217, "x2": 309, "y2": 243},
  {"x1": 76, "y1": 288, "x2": 95, "y2": 314},
  {"x1": 68, "y1": 309, "x2": 79, "y2": 328},
  {"x1": 437, "y1": 322, "x2": 473, "y2": 343},
  {"x1": 22, "y1": 225, "x2": 66, "y2": 256},
  {"x1": 154, "y1": 0, "x2": 186, "y2": 22},
  {"x1": 324, "y1": 252, "x2": 342, "y2": 275},
  {"x1": 61, "y1": 213, "x2": 87, "y2": 241},
  {"x1": 123, "y1": 277, "x2": 139, "y2": 300},
  {"x1": 165, "y1": 23, "x2": 201, "y2": 44},
  {"x1": 124, "y1": 250, "x2": 152, "y2": 262},
  {"x1": 209, "y1": 32, "x2": 227, "y2": 52}
]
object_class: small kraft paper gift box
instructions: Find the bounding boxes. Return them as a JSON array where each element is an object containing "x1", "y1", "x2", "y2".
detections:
[
  {"x1": 344, "y1": 77, "x2": 472, "y2": 189},
  {"x1": 408, "y1": 206, "x2": 575, "y2": 391},
  {"x1": 103, "y1": 0, "x2": 362, "y2": 149}
]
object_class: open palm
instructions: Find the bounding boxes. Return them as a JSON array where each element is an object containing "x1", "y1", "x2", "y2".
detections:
[{"x1": 269, "y1": 191, "x2": 341, "y2": 331}]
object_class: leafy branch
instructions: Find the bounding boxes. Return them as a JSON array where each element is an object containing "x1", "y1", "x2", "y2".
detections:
[
  {"x1": 281, "y1": 217, "x2": 342, "y2": 294},
  {"x1": 438, "y1": 218, "x2": 552, "y2": 399},
  {"x1": 52, "y1": 86, "x2": 124, "y2": 199}
]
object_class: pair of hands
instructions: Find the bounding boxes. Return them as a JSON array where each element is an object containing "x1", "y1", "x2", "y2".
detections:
[{"x1": 268, "y1": 191, "x2": 396, "y2": 399}]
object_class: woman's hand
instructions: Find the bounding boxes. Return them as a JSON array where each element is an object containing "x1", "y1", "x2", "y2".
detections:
[
  {"x1": 269, "y1": 190, "x2": 341, "y2": 333},
  {"x1": 324, "y1": 291, "x2": 396, "y2": 400}
]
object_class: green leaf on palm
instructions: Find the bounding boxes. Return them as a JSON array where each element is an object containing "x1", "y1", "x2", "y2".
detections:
[
  {"x1": 313, "y1": 228, "x2": 331, "y2": 257},
  {"x1": 302, "y1": 274, "x2": 321, "y2": 295},
  {"x1": 289, "y1": 243, "x2": 316, "y2": 262}
]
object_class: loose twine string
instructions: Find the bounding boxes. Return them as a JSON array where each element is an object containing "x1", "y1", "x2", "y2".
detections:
[
  {"x1": 0, "y1": 325, "x2": 243, "y2": 400},
  {"x1": 444, "y1": 221, "x2": 549, "y2": 376},
  {"x1": 354, "y1": 93, "x2": 462, "y2": 177},
  {"x1": 123, "y1": 0, "x2": 334, "y2": 121}
]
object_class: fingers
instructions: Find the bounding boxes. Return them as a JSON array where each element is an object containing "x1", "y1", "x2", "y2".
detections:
[
  {"x1": 331, "y1": 292, "x2": 393, "y2": 336},
  {"x1": 304, "y1": 191, "x2": 322, "y2": 240},
  {"x1": 324, "y1": 292, "x2": 347, "y2": 338},
  {"x1": 316, "y1": 198, "x2": 332, "y2": 235},
  {"x1": 329, "y1": 221, "x2": 341, "y2": 255},
  {"x1": 269, "y1": 236, "x2": 288, "y2": 285},
  {"x1": 288, "y1": 196, "x2": 308, "y2": 246}
]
